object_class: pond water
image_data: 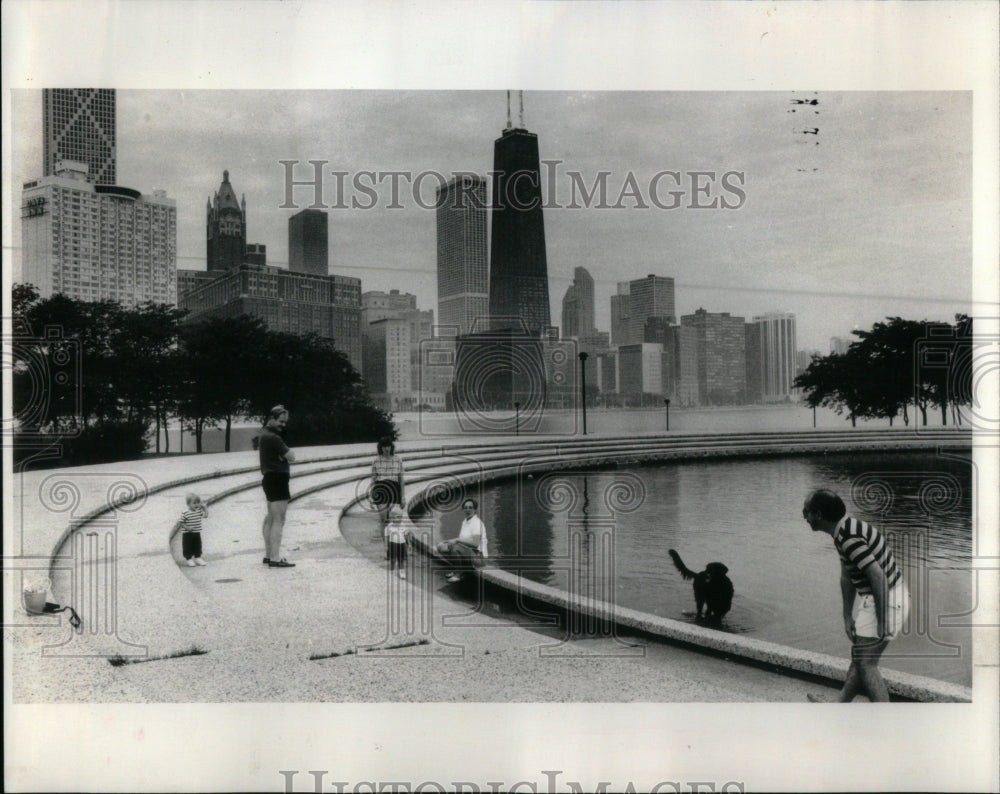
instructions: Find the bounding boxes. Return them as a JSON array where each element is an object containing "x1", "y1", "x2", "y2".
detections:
[{"x1": 419, "y1": 451, "x2": 974, "y2": 686}]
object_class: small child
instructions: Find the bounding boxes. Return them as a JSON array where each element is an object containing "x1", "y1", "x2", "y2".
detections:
[
  {"x1": 385, "y1": 506, "x2": 410, "y2": 579},
  {"x1": 176, "y1": 493, "x2": 208, "y2": 567}
]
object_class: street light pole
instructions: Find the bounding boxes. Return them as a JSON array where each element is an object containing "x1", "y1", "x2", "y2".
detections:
[
  {"x1": 813, "y1": 404, "x2": 817, "y2": 428},
  {"x1": 514, "y1": 401, "x2": 521, "y2": 436},
  {"x1": 664, "y1": 398, "x2": 671, "y2": 431},
  {"x1": 578, "y1": 352, "x2": 589, "y2": 436}
]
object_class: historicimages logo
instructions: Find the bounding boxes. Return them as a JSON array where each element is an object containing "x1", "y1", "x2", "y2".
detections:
[{"x1": 278, "y1": 769, "x2": 747, "y2": 793}]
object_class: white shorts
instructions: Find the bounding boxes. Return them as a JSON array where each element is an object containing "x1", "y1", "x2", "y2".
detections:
[{"x1": 853, "y1": 583, "x2": 910, "y2": 640}]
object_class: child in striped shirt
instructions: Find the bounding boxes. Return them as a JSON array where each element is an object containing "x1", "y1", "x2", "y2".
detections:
[{"x1": 176, "y1": 493, "x2": 208, "y2": 567}]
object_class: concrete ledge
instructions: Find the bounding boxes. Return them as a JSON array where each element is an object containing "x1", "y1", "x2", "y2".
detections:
[{"x1": 474, "y1": 566, "x2": 971, "y2": 703}]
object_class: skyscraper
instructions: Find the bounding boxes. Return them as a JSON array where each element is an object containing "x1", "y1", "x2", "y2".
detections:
[
  {"x1": 206, "y1": 171, "x2": 247, "y2": 271},
  {"x1": 436, "y1": 176, "x2": 488, "y2": 335},
  {"x1": 628, "y1": 274, "x2": 676, "y2": 345},
  {"x1": 561, "y1": 266, "x2": 596, "y2": 339},
  {"x1": 749, "y1": 312, "x2": 798, "y2": 402},
  {"x1": 488, "y1": 123, "x2": 551, "y2": 337},
  {"x1": 43, "y1": 89, "x2": 116, "y2": 185},
  {"x1": 561, "y1": 284, "x2": 579, "y2": 339},
  {"x1": 610, "y1": 282, "x2": 631, "y2": 346},
  {"x1": 680, "y1": 308, "x2": 747, "y2": 405},
  {"x1": 289, "y1": 209, "x2": 328, "y2": 276}
]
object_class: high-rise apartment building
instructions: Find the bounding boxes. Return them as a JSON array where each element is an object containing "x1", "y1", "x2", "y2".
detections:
[
  {"x1": 21, "y1": 161, "x2": 176, "y2": 305},
  {"x1": 628, "y1": 274, "x2": 676, "y2": 345},
  {"x1": 610, "y1": 281, "x2": 630, "y2": 346},
  {"x1": 748, "y1": 312, "x2": 797, "y2": 402},
  {"x1": 43, "y1": 89, "x2": 116, "y2": 185},
  {"x1": 489, "y1": 125, "x2": 551, "y2": 337},
  {"x1": 289, "y1": 209, "x2": 328, "y2": 276},
  {"x1": 181, "y1": 263, "x2": 362, "y2": 370},
  {"x1": 436, "y1": 176, "x2": 488, "y2": 336},
  {"x1": 206, "y1": 171, "x2": 247, "y2": 271},
  {"x1": 680, "y1": 308, "x2": 747, "y2": 405}
]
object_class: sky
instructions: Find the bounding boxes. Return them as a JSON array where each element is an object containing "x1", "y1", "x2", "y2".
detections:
[{"x1": 10, "y1": 88, "x2": 974, "y2": 352}]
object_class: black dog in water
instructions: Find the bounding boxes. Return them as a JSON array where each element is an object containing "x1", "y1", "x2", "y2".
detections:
[{"x1": 668, "y1": 549, "x2": 734, "y2": 621}]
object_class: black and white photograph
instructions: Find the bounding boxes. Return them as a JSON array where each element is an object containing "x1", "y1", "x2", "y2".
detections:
[{"x1": 4, "y1": 1, "x2": 998, "y2": 792}]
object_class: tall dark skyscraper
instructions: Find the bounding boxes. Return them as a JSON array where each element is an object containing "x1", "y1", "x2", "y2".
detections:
[
  {"x1": 43, "y1": 88, "x2": 116, "y2": 185},
  {"x1": 488, "y1": 122, "x2": 551, "y2": 337},
  {"x1": 206, "y1": 170, "x2": 247, "y2": 271},
  {"x1": 289, "y1": 208, "x2": 329, "y2": 276}
]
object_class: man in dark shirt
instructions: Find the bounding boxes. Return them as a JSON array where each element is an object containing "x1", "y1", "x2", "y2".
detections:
[
  {"x1": 803, "y1": 489, "x2": 911, "y2": 702},
  {"x1": 259, "y1": 405, "x2": 297, "y2": 568}
]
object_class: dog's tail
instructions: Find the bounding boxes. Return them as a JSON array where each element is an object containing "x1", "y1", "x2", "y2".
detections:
[{"x1": 668, "y1": 549, "x2": 696, "y2": 580}]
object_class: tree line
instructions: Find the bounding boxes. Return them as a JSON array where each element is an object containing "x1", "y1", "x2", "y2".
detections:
[
  {"x1": 794, "y1": 315, "x2": 974, "y2": 427},
  {"x1": 12, "y1": 284, "x2": 395, "y2": 466}
]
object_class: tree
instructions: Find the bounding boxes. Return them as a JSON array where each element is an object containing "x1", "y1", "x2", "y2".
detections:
[
  {"x1": 113, "y1": 302, "x2": 187, "y2": 452},
  {"x1": 249, "y1": 330, "x2": 395, "y2": 446},
  {"x1": 178, "y1": 315, "x2": 270, "y2": 452}
]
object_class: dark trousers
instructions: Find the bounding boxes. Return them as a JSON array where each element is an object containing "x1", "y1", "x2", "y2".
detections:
[
  {"x1": 386, "y1": 541, "x2": 407, "y2": 568},
  {"x1": 182, "y1": 531, "x2": 203, "y2": 560}
]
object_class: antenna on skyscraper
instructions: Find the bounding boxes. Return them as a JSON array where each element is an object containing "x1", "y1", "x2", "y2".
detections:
[
  {"x1": 506, "y1": 91, "x2": 512, "y2": 130},
  {"x1": 519, "y1": 90, "x2": 524, "y2": 127}
]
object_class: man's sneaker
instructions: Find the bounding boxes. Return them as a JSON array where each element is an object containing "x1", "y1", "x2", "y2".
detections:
[
  {"x1": 269, "y1": 559, "x2": 296, "y2": 568},
  {"x1": 186, "y1": 559, "x2": 196, "y2": 567},
  {"x1": 195, "y1": 558, "x2": 207, "y2": 566}
]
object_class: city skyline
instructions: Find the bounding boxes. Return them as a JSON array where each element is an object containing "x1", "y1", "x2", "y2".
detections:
[{"x1": 11, "y1": 89, "x2": 973, "y2": 352}]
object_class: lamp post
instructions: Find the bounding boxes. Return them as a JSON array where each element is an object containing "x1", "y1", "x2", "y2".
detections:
[
  {"x1": 664, "y1": 398, "x2": 671, "y2": 431},
  {"x1": 812, "y1": 404, "x2": 817, "y2": 428},
  {"x1": 578, "y1": 352, "x2": 589, "y2": 436},
  {"x1": 514, "y1": 401, "x2": 521, "y2": 436}
]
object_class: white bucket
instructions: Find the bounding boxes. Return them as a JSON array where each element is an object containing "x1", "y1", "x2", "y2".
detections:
[{"x1": 23, "y1": 578, "x2": 50, "y2": 615}]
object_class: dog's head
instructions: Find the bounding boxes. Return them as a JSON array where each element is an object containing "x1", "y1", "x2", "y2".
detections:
[{"x1": 705, "y1": 562, "x2": 729, "y2": 577}]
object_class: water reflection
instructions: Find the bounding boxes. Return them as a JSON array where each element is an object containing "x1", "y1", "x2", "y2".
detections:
[{"x1": 422, "y1": 451, "x2": 973, "y2": 686}]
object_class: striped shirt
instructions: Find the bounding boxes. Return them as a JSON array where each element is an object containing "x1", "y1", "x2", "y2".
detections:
[
  {"x1": 179, "y1": 508, "x2": 205, "y2": 534},
  {"x1": 372, "y1": 455, "x2": 405, "y2": 480},
  {"x1": 833, "y1": 515, "x2": 901, "y2": 594}
]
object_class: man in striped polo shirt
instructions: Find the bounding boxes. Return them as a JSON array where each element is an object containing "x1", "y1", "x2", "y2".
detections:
[{"x1": 803, "y1": 489, "x2": 911, "y2": 702}]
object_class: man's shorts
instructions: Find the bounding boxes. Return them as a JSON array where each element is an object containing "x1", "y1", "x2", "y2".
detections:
[
  {"x1": 853, "y1": 583, "x2": 910, "y2": 640},
  {"x1": 262, "y1": 472, "x2": 291, "y2": 503}
]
